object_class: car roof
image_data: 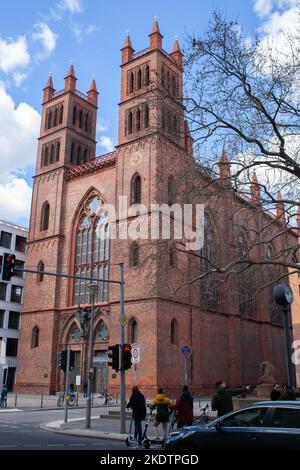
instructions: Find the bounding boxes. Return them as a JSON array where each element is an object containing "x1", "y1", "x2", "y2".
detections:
[{"x1": 250, "y1": 401, "x2": 300, "y2": 407}]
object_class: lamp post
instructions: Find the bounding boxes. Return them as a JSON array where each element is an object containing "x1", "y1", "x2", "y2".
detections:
[
  {"x1": 274, "y1": 284, "x2": 294, "y2": 387},
  {"x1": 85, "y1": 283, "x2": 97, "y2": 429}
]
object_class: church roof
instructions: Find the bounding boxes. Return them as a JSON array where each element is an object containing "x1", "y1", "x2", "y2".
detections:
[{"x1": 66, "y1": 151, "x2": 116, "y2": 180}]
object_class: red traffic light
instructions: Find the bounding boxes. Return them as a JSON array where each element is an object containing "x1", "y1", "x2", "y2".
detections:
[
  {"x1": 1, "y1": 253, "x2": 16, "y2": 282},
  {"x1": 124, "y1": 345, "x2": 131, "y2": 352}
]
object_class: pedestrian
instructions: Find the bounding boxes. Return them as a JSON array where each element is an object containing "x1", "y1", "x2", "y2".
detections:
[
  {"x1": 68, "y1": 383, "x2": 75, "y2": 400},
  {"x1": 170, "y1": 385, "x2": 194, "y2": 429},
  {"x1": 211, "y1": 381, "x2": 254, "y2": 417},
  {"x1": 83, "y1": 382, "x2": 88, "y2": 398},
  {"x1": 270, "y1": 384, "x2": 281, "y2": 401},
  {"x1": 151, "y1": 387, "x2": 172, "y2": 442},
  {"x1": 0, "y1": 385, "x2": 8, "y2": 407},
  {"x1": 280, "y1": 385, "x2": 299, "y2": 400},
  {"x1": 126, "y1": 386, "x2": 146, "y2": 446}
]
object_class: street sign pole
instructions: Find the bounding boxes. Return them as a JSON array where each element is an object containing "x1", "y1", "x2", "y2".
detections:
[
  {"x1": 64, "y1": 347, "x2": 70, "y2": 423},
  {"x1": 119, "y1": 263, "x2": 126, "y2": 434},
  {"x1": 134, "y1": 364, "x2": 138, "y2": 385},
  {"x1": 85, "y1": 283, "x2": 97, "y2": 429},
  {"x1": 184, "y1": 356, "x2": 188, "y2": 386}
]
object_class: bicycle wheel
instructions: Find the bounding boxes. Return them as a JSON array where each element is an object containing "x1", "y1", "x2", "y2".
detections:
[
  {"x1": 69, "y1": 396, "x2": 76, "y2": 407},
  {"x1": 57, "y1": 394, "x2": 64, "y2": 407}
]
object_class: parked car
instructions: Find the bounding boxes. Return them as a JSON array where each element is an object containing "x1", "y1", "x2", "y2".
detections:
[{"x1": 164, "y1": 401, "x2": 300, "y2": 450}]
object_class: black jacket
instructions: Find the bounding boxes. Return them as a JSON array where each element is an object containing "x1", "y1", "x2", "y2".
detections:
[
  {"x1": 270, "y1": 389, "x2": 281, "y2": 401},
  {"x1": 126, "y1": 390, "x2": 147, "y2": 421},
  {"x1": 211, "y1": 388, "x2": 246, "y2": 417}
]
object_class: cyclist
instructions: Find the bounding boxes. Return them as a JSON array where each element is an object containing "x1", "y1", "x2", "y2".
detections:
[
  {"x1": 68, "y1": 383, "x2": 76, "y2": 401},
  {"x1": 170, "y1": 385, "x2": 194, "y2": 429}
]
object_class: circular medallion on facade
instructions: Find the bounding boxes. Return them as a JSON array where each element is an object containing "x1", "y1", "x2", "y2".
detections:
[
  {"x1": 98, "y1": 323, "x2": 109, "y2": 341},
  {"x1": 130, "y1": 151, "x2": 143, "y2": 167}
]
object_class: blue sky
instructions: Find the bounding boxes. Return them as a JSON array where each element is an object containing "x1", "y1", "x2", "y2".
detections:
[{"x1": 0, "y1": 0, "x2": 297, "y2": 225}]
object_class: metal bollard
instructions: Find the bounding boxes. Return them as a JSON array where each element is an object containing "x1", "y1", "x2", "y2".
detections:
[
  {"x1": 41, "y1": 394, "x2": 44, "y2": 408},
  {"x1": 14, "y1": 393, "x2": 18, "y2": 408},
  {"x1": 76, "y1": 392, "x2": 79, "y2": 406}
]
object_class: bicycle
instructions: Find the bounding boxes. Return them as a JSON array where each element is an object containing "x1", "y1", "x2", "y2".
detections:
[
  {"x1": 192, "y1": 403, "x2": 211, "y2": 424},
  {"x1": 57, "y1": 391, "x2": 76, "y2": 407},
  {"x1": 97, "y1": 389, "x2": 114, "y2": 405}
]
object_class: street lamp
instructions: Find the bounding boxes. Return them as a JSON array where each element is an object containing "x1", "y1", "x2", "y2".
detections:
[{"x1": 274, "y1": 284, "x2": 294, "y2": 387}]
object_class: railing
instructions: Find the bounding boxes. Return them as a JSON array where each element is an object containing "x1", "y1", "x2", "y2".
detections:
[
  {"x1": 2, "y1": 392, "x2": 119, "y2": 409},
  {"x1": 75, "y1": 89, "x2": 89, "y2": 101}
]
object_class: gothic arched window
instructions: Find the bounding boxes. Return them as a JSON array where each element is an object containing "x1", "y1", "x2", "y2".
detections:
[
  {"x1": 129, "y1": 72, "x2": 134, "y2": 93},
  {"x1": 161, "y1": 66, "x2": 165, "y2": 88},
  {"x1": 172, "y1": 76, "x2": 176, "y2": 96},
  {"x1": 83, "y1": 148, "x2": 88, "y2": 163},
  {"x1": 70, "y1": 142, "x2": 75, "y2": 163},
  {"x1": 128, "y1": 112, "x2": 133, "y2": 134},
  {"x1": 137, "y1": 69, "x2": 142, "y2": 89},
  {"x1": 56, "y1": 141, "x2": 60, "y2": 162},
  {"x1": 131, "y1": 173, "x2": 141, "y2": 204},
  {"x1": 32, "y1": 326, "x2": 39, "y2": 349},
  {"x1": 145, "y1": 65, "x2": 150, "y2": 86},
  {"x1": 200, "y1": 214, "x2": 217, "y2": 310},
  {"x1": 59, "y1": 105, "x2": 63, "y2": 124},
  {"x1": 129, "y1": 319, "x2": 138, "y2": 343},
  {"x1": 41, "y1": 202, "x2": 50, "y2": 231},
  {"x1": 77, "y1": 145, "x2": 82, "y2": 164},
  {"x1": 37, "y1": 261, "x2": 44, "y2": 282},
  {"x1": 47, "y1": 110, "x2": 52, "y2": 129},
  {"x1": 171, "y1": 319, "x2": 178, "y2": 345},
  {"x1": 53, "y1": 107, "x2": 58, "y2": 126},
  {"x1": 73, "y1": 106, "x2": 77, "y2": 125},
  {"x1": 136, "y1": 109, "x2": 141, "y2": 131},
  {"x1": 50, "y1": 144, "x2": 54, "y2": 164},
  {"x1": 130, "y1": 242, "x2": 140, "y2": 267},
  {"x1": 73, "y1": 195, "x2": 110, "y2": 305},
  {"x1": 237, "y1": 232, "x2": 252, "y2": 317},
  {"x1": 79, "y1": 109, "x2": 83, "y2": 129},
  {"x1": 84, "y1": 113, "x2": 89, "y2": 131},
  {"x1": 43, "y1": 146, "x2": 49, "y2": 166},
  {"x1": 144, "y1": 105, "x2": 149, "y2": 128}
]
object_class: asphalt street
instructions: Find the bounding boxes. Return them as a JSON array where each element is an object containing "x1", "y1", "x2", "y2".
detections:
[{"x1": 0, "y1": 408, "x2": 125, "y2": 450}]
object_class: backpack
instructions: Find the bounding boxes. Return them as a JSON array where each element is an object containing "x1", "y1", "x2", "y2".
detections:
[{"x1": 156, "y1": 403, "x2": 170, "y2": 422}]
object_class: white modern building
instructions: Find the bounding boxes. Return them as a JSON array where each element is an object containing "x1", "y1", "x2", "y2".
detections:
[{"x1": 0, "y1": 220, "x2": 28, "y2": 390}]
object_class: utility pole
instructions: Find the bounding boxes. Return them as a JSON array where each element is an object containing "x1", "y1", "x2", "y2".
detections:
[
  {"x1": 85, "y1": 283, "x2": 97, "y2": 429},
  {"x1": 64, "y1": 348, "x2": 71, "y2": 423},
  {"x1": 119, "y1": 263, "x2": 126, "y2": 434}
]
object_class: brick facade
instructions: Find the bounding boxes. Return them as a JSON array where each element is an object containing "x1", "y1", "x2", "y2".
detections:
[{"x1": 15, "y1": 20, "x2": 297, "y2": 398}]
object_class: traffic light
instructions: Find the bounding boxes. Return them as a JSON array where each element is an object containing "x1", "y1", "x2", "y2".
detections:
[
  {"x1": 107, "y1": 344, "x2": 120, "y2": 372},
  {"x1": 122, "y1": 344, "x2": 132, "y2": 371},
  {"x1": 1, "y1": 253, "x2": 16, "y2": 281},
  {"x1": 59, "y1": 350, "x2": 67, "y2": 371}
]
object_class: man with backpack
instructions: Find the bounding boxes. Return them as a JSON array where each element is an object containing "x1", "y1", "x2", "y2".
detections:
[
  {"x1": 151, "y1": 388, "x2": 172, "y2": 442},
  {"x1": 171, "y1": 385, "x2": 194, "y2": 428}
]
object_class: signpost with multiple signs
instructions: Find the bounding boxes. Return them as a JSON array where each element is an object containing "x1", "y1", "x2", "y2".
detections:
[{"x1": 181, "y1": 345, "x2": 192, "y2": 385}]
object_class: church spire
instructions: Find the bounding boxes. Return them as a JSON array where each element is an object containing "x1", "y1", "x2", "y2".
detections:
[
  {"x1": 276, "y1": 191, "x2": 285, "y2": 222},
  {"x1": 171, "y1": 35, "x2": 183, "y2": 68},
  {"x1": 64, "y1": 61, "x2": 77, "y2": 92},
  {"x1": 219, "y1": 146, "x2": 231, "y2": 180},
  {"x1": 88, "y1": 77, "x2": 99, "y2": 106},
  {"x1": 121, "y1": 31, "x2": 134, "y2": 64},
  {"x1": 43, "y1": 73, "x2": 55, "y2": 102},
  {"x1": 149, "y1": 16, "x2": 163, "y2": 50},
  {"x1": 251, "y1": 171, "x2": 260, "y2": 204}
]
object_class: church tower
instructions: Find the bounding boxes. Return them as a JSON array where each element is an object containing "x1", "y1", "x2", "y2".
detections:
[{"x1": 16, "y1": 67, "x2": 99, "y2": 393}]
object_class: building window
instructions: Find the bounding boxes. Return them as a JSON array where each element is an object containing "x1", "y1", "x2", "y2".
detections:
[
  {"x1": 56, "y1": 141, "x2": 60, "y2": 162},
  {"x1": 130, "y1": 242, "x2": 139, "y2": 267},
  {"x1": 136, "y1": 109, "x2": 141, "y2": 131},
  {"x1": 73, "y1": 195, "x2": 110, "y2": 305},
  {"x1": 84, "y1": 113, "x2": 89, "y2": 132},
  {"x1": 128, "y1": 112, "x2": 133, "y2": 134},
  {"x1": 14, "y1": 260, "x2": 24, "y2": 278},
  {"x1": 31, "y1": 326, "x2": 39, "y2": 349},
  {"x1": 6, "y1": 338, "x2": 18, "y2": 357},
  {"x1": 137, "y1": 69, "x2": 142, "y2": 89},
  {"x1": 171, "y1": 319, "x2": 178, "y2": 345},
  {"x1": 131, "y1": 174, "x2": 142, "y2": 204},
  {"x1": 8, "y1": 312, "x2": 20, "y2": 330},
  {"x1": 59, "y1": 105, "x2": 63, "y2": 124},
  {"x1": 50, "y1": 144, "x2": 54, "y2": 164},
  {"x1": 41, "y1": 202, "x2": 50, "y2": 231},
  {"x1": 0, "y1": 310, "x2": 4, "y2": 328},
  {"x1": 43, "y1": 147, "x2": 49, "y2": 166},
  {"x1": 0, "y1": 283, "x2": 7, "y2": 302},
  {"x1": 129, "y1": 319, "x2": 138, "y2": 343},
  {"x1": 37, "y1": 261, "x2": 45, "y2": 282},
  {"x1": 169, "y1": 244, "x2": 176, "y2": 268},
  {"x1": 161, "y1": 66, "x2": 165, "y2": 88},
  {"x1": 10, "y1": 285, "x2": 23, "y2": 304},
  {"x1": 53, "y1": 107, "x2": 58, "y2": 126},
  {"x1": 70, "y1": 142, "x2": 75, "y2": 163},
  {"x1": 79, "y1": 109, "x2": 83, "y2": 128},
  {"x1": 77, "y1": 145, "x2": 82, "y2": 164},
  {"x1": 144, "y1": 105, "x2": 149, "y2": 128},
  {"x1": 15, "y1": 235, "x2": 26, "y2": 253},
  {"x1": 0, "y1": 231, "x2": 12, "y2": 249},
  {"x1": 145, "y1": 65, "x2": 150, "y2": 86},
  {"x1": 73, "y1": 106, "x2": 77, "y2": 125},
  {"x1": 129, "y1": 72, "x2": 134, "y2": 93},
  {"x1": 200, "y1": 214, "x2": 217, "y2": 311},
  {"x1": 47, "y1": 110, "x2": 52, "y2": 129}
]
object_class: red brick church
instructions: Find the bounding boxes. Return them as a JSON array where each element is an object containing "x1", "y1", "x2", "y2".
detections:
[{"x1": 16, "y1": 19, "x2": 297, "y2": 396}]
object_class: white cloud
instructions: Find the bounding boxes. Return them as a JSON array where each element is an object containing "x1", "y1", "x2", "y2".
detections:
[
  {"x1": 98, "y1": 136, "x2": 114, "y2": 152},
  {"x1": 60, "y1": 0, "x2": 83, "y2": 13},
  {"x1": 0, "y1": 81, "x2": 40, "y2": 182},
  {"x1": 32, "y1": 23, "x2": 57, "y2": 60},
  {"x1": 0, "y1": 177, "x2": 32, "y2": 223},
  {"x1": 12, "y1": 71, "x2": 28, "y2": 87},
  {"x1": 70, "y1": 22, "x2": 83, "y2": 42},
  {"x1": 253, "y1": 0, "x2": 274, "y2": 17},
  {"x1": 0, "y1": 36, "x2": 30, "y2": 73},
  {"x1": 97, "y1": 120, "x2": 108, "y2": 132},
  {"x1": 87, "y1": 24, "x2": 98, "y2": 35}
]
